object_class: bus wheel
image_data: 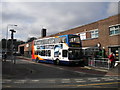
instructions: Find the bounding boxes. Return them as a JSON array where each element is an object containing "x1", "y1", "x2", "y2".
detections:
[
  {"x1": 54, "y1": 59, "x2": 60, "y2": 65},
  {"x1": 56, "y1": 59, "x2": 60, "y2": 65},
  {"x1": 36, "y1": 57, "x2": 39, "y2": 63}
]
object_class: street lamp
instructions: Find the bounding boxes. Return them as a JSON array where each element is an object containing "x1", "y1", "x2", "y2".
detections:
[
  {"x1": 6, "y1": 24, "x2": 17, "y2": 54},
  {"x1": 10, "y1": 29, "x2": 16, "y2": 64}
]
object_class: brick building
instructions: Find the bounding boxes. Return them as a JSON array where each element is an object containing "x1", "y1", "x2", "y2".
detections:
[
  {"x1": 18, "y1": 42, "x2": 32, "y2": 58},
  {"x1": 18, "y1": 14, "x2": 120, "y2": 60},
  {"x1": 49, "y1": 14, "x2": 120, "y2": 60}
]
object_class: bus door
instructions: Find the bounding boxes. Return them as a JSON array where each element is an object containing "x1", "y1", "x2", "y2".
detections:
[{"x1": 62, "y1": 50, "x2": 68, "y2": 60}]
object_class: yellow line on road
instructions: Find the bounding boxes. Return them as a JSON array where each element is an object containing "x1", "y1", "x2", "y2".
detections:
[{"x1": 61, "y1": 82, "x2": 120, "y2": 87}]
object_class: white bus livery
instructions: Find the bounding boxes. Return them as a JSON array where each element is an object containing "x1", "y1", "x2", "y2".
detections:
[{"x1": 32, "y1": 34, "x2": 83, "y2": 65}]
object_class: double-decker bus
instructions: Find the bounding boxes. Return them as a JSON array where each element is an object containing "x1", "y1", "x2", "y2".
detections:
[{"x1": 32, "y1": 34, "x2": 83, "y2": 65}]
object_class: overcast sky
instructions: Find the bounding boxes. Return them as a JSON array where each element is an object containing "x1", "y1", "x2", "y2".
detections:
[{"x1": 1, "y1": 1, "x2": 119, "y2": 41}]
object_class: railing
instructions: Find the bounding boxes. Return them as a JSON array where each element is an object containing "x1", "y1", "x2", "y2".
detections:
[{"x1": 88, "y1": 58, "x2": 110, "y2": 69}]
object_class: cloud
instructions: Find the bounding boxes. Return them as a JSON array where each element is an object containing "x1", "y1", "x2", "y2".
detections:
[
  {"x1": 2, "y1": 0, "x2": 119, "y2": 2},
  {"x1": 107, "y1": 2, "x2": 118, "y2": 16},
  {"x1": 1, "y1": 2, "x2": 119, "y2": 41}
]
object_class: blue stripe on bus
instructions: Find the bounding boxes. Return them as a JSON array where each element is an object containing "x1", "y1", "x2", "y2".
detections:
[{"x1": 32, "y1": 59, "x2": 70, "y2": 65}]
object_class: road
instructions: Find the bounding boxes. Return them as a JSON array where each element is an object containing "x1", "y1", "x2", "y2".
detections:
[{"x1": 2, "y1": 58, "x2": 120, "y2": 89}]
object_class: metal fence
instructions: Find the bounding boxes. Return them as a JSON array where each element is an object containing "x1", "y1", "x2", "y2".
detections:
[{"x1": 88, "y1": 58, "x2": 110, "y2": 69}]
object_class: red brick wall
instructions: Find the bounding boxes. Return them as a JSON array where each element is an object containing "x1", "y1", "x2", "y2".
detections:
[{"x1": 49, "y1": 14, "x2": 120, "y2": 55}]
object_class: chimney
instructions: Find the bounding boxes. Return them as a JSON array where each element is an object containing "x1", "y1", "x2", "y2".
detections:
[{"x1": 41, "y1": 28, "x2": 46, "y2": 37}]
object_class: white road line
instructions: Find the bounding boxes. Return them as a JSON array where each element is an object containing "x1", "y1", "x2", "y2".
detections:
[
  {"x1": 13, "y1": 80, "x2": 27, "y2": 84},
  {"x1": 2, "y1": 80, "x2": 12, "y2": 83},
  {"x1": 89, "y1": 79, "x2": 101, "y2": 82},
  {"x1": 75, "y1": 80, "x2": 86, "y2": 83},
  {"x1": 104, "y1": 79, "x2": 115, "y2": 81},
  {"x1": 87, "y1": 78, "x2": 98, "y2": 80},
  {"x1": 31, "y1": 80, "x2": 39, "y2": 82},
  {"x1": 61, "y1": 79, "x2": 71, "y2": 83},
  {"x1": 113, "y1": 77, "x2": 119, "y2": 79},
  {"x1": 58, "y1": 68, "x2": 64, "y2": 70},
  {"x1": 29, "y1": 80, "x2": 40, "y2": 83}
]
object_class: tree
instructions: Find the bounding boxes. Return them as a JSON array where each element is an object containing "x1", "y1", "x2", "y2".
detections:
[
  {"x1": 0, "y1": 38, "x2": 25, "y2": 51},
  {"x1": 1, "y1": 39, "x2": 6, "y2": 50}
]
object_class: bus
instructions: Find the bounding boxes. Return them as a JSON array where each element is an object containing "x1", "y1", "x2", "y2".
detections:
[{"x1": 32, "y1": 34, "x2": 83, "y2": 65}]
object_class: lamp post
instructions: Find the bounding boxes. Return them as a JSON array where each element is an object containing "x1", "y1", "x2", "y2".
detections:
[
  {"x1": 6, "y1": 24, "x2": 17, "y2": 55},
  {"x1": 10, "y1": 29, "x2": 16, "y2": 64}
]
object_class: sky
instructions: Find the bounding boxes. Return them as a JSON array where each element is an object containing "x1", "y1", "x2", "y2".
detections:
[{"x1": 1, "y1": 0, "x2": 119, "y2": 41}]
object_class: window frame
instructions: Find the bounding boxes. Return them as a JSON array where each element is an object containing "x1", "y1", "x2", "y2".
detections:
[
  {"x1": 109, "y1": 24, "x2": 120, "y2": 36},
  {"x1": 90, "y1": 29, "x2": 99, "y2": 39}
]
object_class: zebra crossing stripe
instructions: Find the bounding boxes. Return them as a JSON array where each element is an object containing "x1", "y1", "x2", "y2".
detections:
[
  {"x1": 31, "y1": 80, "x2": 39, "y2": 82},
  {"x1": 87, "y1": 78, "x2": 98, "y2": 80},
  {"x1": 2, "y1": 77, "x2": 119, "y2": 84},
  {"x1": 76, "y1": 80, "x2": 86, "y2": 83},
  {"x1": 89, "y1": 79, "x2": 101, "y2": 82},
  {"x1": 61, "y1": 79, "x2": 71, "y2": 83}
]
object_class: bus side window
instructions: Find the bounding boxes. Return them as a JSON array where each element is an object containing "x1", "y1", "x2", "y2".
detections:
[
  {"x1": 38, "y1": 51, "x2": 41, "y2": 55},
  {"x1": 62, "y1": 50, "x2": 68, "y2": 57},
  {"x1": 41, "y1": 50, "x2": 45, "y2": 56},
  {"x1": 46, "y1": 50, "x2": 48, "y2": 56},
  {"x1": 48, "y1": 50, "x2": 51, "y2": 56}
]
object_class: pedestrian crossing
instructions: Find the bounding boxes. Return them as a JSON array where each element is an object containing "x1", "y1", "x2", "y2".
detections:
[{"x1": 1, "y1": 77, "x2": 120, "y2": 84}]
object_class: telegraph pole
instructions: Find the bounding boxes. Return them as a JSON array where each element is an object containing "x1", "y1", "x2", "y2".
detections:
[{"x1": 10, "y1": 29, "x2": 16, "y2": 64}]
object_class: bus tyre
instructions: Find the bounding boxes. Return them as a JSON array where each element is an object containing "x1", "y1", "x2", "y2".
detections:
[
  {"x1": 36, "y1": 57, "x2": 39, "y2": 63},
  {"x1": 56, "y1": 59, "x2": 60, "y2": 65},
  {"x1": 54, "y1": 59, "x2": 60, "y2": 65}
]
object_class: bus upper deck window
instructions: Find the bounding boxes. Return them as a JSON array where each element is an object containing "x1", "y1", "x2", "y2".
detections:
[
  {"x1": 69, "y1": 35, "x2": 80, "y2": 43},
  {"x1": 59, "y1": 37, "x2": 66, "y2": 43}
]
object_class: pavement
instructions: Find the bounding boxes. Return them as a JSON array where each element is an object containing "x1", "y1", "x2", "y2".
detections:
[{"x1": 2, "y1": 56, "x2": 120, "y2": 79}]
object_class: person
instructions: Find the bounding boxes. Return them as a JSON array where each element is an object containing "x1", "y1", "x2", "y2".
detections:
[{"x1": 108, "y1": 52, "x2": 115, "y2": 68}]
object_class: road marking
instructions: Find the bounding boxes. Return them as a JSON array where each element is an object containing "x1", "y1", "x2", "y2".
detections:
[
  {"x1": 101, "y1": 77, "x2": 117, "y2": 81},
  {"x1": 89, "y1": 79, "x2": 101, "y2": 82},
  {"x1": 76, "y1": 80, "x2": 86, "y2": 83},
  {"x1": 104, "y1": 79, "x2": 115, "y2": 81},
  {"x1": 2, "y1": 77, "x2": 119, "y2": 84},
  {"x1": 31, "y1": 80, "x2": 39, "y2": 82},
  {"x1": 58, "y1": 67, "x2": 64, "y2": 70},
  {"x1": 61, "y1": 82, "x2": 120, "y2": 87},
  {"x1": 88, "y1": 78, "x2": 98, "y2": 80},
  {"x1": 87, "y1": 78, "x2": 101, "y2": 82},
  {"x1": 29, "y1": 80, "x2": 40, "y2": 83},
  {"x1": 2, "y1": 80, "x2": 12, "y2": 83},
  {"x1": 61, "y1": 79, "x2": 71, "y2": 83}
]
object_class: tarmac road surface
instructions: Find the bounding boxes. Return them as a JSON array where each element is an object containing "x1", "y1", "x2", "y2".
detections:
[{"x1": 2, "y1": 58, "x2": 120, "y2": 89}]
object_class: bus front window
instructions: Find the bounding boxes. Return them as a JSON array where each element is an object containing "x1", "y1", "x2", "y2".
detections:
[{"x1": 69, "y1": 35, "x2": 80, "y2": 43}]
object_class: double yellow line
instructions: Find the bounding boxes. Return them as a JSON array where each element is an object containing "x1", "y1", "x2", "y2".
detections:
[{"x1": 60, "y1": 82, "x2": 120, "y2": 87}]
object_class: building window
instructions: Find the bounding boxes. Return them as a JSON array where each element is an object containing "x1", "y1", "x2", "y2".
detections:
[
  {"x1": 91, "y1": 29, "x2": 99, "y2": 38},
  {"x1": 79, "y1": 33, "x2": 86, "y2": 40},
  {"x1": 109, "y1": 24, "x2": 120, "y2": 35}
]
